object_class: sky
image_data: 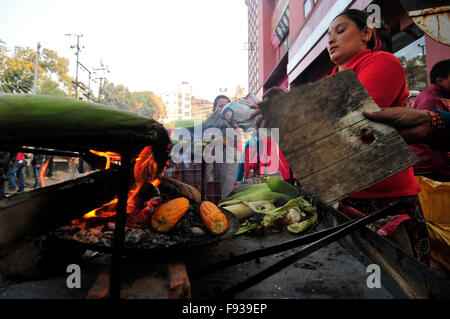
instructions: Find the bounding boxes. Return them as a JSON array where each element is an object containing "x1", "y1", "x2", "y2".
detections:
[{"x1": 0, "y1": 0, "x2": 249, "y2": 102}]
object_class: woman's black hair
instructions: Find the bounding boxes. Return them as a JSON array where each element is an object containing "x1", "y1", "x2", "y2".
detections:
[
  {"x1": 334, "y1": 9, "x2": 391, "y2": 52},
  {"x1": 430, "y1": 59, "x2": 450, "y2": 84},
  {"x1": 213, "y1": 95, "x2": 230, "y2": 112}
]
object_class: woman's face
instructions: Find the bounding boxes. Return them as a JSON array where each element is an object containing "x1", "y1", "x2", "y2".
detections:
[
  {"x1": 216, "y1": 98, "x2": 229, "y2": 112},
  {"x1": 327, "y1": 15, "x2": 372, "y2": 68}
]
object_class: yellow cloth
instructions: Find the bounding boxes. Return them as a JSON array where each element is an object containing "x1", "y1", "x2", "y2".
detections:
[
  {"x1": 415, "y1": 176, "x2": 450, "y2": 247},
  {"x1": 415, "y1": 176, "x2": 450, "y2": 224}
]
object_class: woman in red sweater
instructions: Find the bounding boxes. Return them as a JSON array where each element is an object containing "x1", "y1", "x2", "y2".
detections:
[
  {"x1": 327, "y1": 9, "x2": 429, "y2": 265},
  {"x1": 249, "y1": 9, "x2": 430, "y2": 266}
]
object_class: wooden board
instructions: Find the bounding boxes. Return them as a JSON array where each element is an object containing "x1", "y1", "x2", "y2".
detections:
[{"x1": 259, "y1": 70, "x2": 418, "y2": 205}]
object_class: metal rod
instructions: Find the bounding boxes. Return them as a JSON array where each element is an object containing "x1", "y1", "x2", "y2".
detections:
[
  {"x1": 210, "y1": 202, "x2": 399, "y2": 299},
  {"x1": 201, "y1": 159, "x2": 206, "y2": 201},
  {"x1": 358, "y1": 226, "x2": 450, "y2": 297},
  {"x1": 109, "y1": 150, "x2": 132, "y2": 299},
  {"x1": 0, "y1": 145, "x2": 80, "y2": 158},
  {"x1": 190, "y1": 220, "x2": 353, "y2": 279}
]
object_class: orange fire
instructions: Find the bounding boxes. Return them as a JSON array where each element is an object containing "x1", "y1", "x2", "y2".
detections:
[
  {"x1": 83, "y1": 198, "x2": 119, "y2": 219},
  {"x1": 40, "y1": 159, "x2": 50, "y2": 187},
  {"x1": 89, "y1": 150, "x2": 121, "y2": 169},
  {"x1": 80, "y1": 146, "x2": 164, "y2": 220}
]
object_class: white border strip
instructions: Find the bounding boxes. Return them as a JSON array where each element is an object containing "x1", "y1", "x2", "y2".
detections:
[{"x1": 287, "y1": 0, "x2": 352, "y2": 74}]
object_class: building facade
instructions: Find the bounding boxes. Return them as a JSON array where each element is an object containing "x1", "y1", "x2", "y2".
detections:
[
  {"x1": 191, "y1": 98, "x2": 213, "y2": 120},
  {"x1": 246, "y1": 0, "x2": 450, "y2": 98},
  {"x1": 160, "y1": 81, "x2": 192, "y2": 123}
]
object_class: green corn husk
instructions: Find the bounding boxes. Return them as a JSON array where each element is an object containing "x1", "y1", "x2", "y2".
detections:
[
  {"x1": 0, "y1": 94, "x2": 170, "y2": 156},
  {"x1": 261, "y1": 197, "x2": 316, "y2": 229},
  {"x1": 287, "y1": 212, "x2": 318, "y2": 234},
  {"x1": 224, "y1": 183, "x2": 269, "y2": 201},
  {"x1": 221, "y1": 200, "x2": 276, "y2": 219},
  {"x1": 259, "y1": 176, "x2": 299, "y2": 198}
]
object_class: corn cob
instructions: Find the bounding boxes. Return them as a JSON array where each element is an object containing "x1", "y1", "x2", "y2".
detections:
[
  {"x1": 151, "y1": 197, "x2": 189, "y2": 232},
  {"x1": 200, "y1": 201, "x2": 228, "y2": 235},
  {"x1": 220, "y1": 200, "x2": 275, "y2": 219}
]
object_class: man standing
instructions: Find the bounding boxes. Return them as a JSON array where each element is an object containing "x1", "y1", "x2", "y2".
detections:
[
  {"x1": 31, "y1": 151, "x2": 44, "y2": 188},
  {"x1": 410, "y1": 59, "x2": 450, "y2": 182},
  {"x1": 7, "y1": 152, "x2": 27, "y2": 194}
]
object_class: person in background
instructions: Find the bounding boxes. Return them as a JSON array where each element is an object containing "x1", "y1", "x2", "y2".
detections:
[
  {"x1": 238, "y1": 87, "x2": 294, "y2": 181},
  {"x1": 213, "y1": 95, "x2": 231, "y2": 113},
  {"x1": 0, "y1": 152, "x2": 10, "y2": 199},
  {"x1": 31, "y1": 150, "x2": 44, "y2": 188},
  {"x1": 409, "y1": 59, "x2": 450, "y2": 182},
  {"x1": 363, "y1": 107, "x2": 450, "y2": 151},
  {"x1": 7, "y1": 152, "x2": 28, "y2": 194},
  {"x1": 405, "y1": 90, "x2": 420, "y2": 108}
]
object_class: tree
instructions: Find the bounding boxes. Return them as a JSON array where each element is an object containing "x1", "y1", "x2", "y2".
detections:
[
  {"x1": 100, "y1": 80, "x2": 161, "y2": 119},
  {"x1": 38, "y1": 78, "x2": 67, "y2": 97},
  {"x1": 0, "y1": 40, "x2": 74, "y2": 95}
]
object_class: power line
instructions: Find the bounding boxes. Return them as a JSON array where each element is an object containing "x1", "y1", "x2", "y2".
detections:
[
  {"x1": 93, "y1": 60, "x2": 110, "y2": 102},
  {"x1": 65, "y1": 33, "x2": 84, "y2": 99}
]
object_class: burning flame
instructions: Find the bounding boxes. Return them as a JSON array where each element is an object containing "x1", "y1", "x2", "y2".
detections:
[
  {"x1": 89, "y1": 150, "x2": 121, "y2": 169},
  {"x1": 83, "y1": 198, "x2": 118, "y2": 219},
  {"x1": 40, "y1": 159, "x2": 50, "y2": 187},
  {"x1": 80, "y1": 146, "x2": 164, "y2": 220}
]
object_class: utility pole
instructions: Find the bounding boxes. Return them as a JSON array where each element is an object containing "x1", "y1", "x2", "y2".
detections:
[
  {"x1": 93, "y1": 60, "x2": 110, "y2": 102},
  {"x1": 418, "y1": 43, "x2": 426, "y2": 63},
  {"x1": 33, "y1": 42, "x2": 41, "y2": 94},
  {"x1": 65, "y1": 33, "x2": 83, "y2": 99}
]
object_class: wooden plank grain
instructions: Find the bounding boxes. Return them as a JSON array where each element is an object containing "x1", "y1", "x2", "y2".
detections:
[{"x1": 259, "y1": 70, "x2": 418, "y2": 205}]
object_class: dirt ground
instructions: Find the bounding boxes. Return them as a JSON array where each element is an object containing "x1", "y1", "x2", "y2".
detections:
[{"x1": 0, "y1": 165, "x2": 396, "y2": 299}]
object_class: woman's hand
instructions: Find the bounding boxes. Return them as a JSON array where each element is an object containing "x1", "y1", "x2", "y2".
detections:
[{"x1": 363, "y1": 107, "x2": 431, "y2": 144}]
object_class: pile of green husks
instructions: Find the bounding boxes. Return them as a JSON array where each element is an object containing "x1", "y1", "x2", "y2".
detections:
[{"x1": 219, "y1": 176, "x2": 317, "y2": 235}]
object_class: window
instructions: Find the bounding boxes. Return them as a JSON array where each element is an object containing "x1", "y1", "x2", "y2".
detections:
[{"x1": 304, "y1": 0, "x2": 312, "y2": 18}]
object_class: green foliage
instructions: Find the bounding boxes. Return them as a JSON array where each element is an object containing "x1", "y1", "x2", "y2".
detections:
[
  {"x1": 0, "y1": 40, "x2": 75, "y2": 95},
  {"x1": 0, "y1": 69, "x2": 33, "y2": 93},
  {"x1": 38, "y1": 78, "x2": 67, "y2": 97},
  {"x1": 101, "y1": 80, "x2": 159, "y2": 119}
]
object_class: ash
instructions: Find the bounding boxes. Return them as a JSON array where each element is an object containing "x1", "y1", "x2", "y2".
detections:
[{"x1": 50, "y1": 203, "x2": 212, "y2": 250}]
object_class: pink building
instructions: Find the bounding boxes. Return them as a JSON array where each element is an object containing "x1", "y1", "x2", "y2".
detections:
[{"x1": 245, "y1": 0, "x2": 450, "y2": 98}]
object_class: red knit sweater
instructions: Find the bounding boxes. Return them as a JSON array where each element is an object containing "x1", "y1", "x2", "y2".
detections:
[{"x1": 330, "y1": 49, "x2": 421, "y2": 198}]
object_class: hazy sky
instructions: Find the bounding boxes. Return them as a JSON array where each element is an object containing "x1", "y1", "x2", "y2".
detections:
[{"x1": 0, "y1": 0, "x2": 249, "y2": 101}]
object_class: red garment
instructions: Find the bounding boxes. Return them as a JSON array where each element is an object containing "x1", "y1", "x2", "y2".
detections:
[
  {"x1": 330, "y1": 49, "x2": 421, "y2": 198},
  {"x1": 410, "y1": 84, "x2": 450, "y2": 179},
  {"x1": 14, "y1": 153, "x2": 26, "y2": 161},
  {"x1": 244, "y1": 135, "x2": 292, "y2": 180}
]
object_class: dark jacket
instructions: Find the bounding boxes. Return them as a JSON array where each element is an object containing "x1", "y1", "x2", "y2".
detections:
[
  {"x1": 31, "y1": 153, "x2": 44, "y2": 166},
  {"x1": 0, "y1": 152, "x2": 10, "y2": 182}
]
